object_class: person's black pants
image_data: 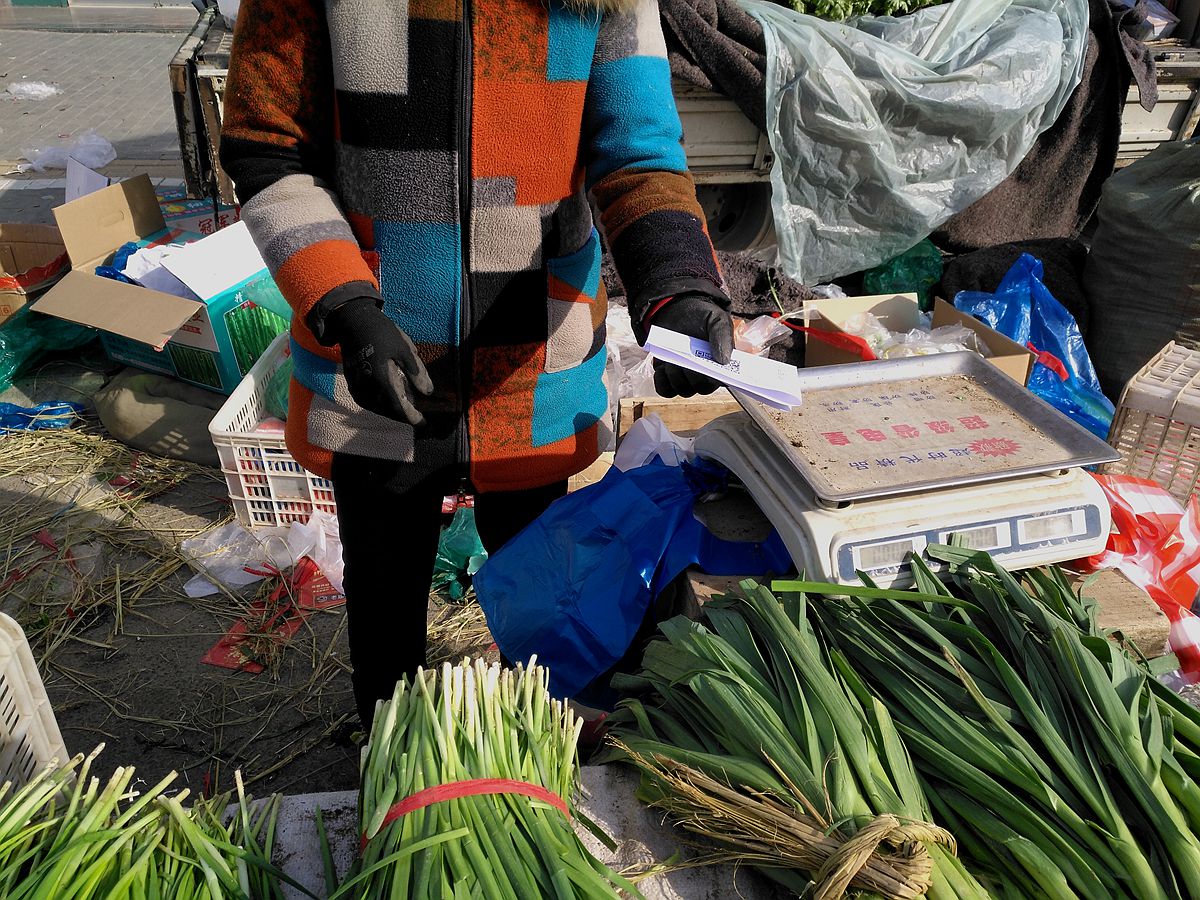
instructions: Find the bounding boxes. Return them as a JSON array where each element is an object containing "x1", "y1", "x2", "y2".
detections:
[{"x1": 331, "y1": 454, "x2": 567, "y2": 727}]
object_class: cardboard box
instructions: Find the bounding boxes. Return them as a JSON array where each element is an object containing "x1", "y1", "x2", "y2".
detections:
[
  {"x1": 31, "y1": 175, "x2": 286, "y2": 395},
  {"x1": 568, "y1": 452, "x2": 615, "y2": 492},
  {"x1": 0, "y1": 224, "x2": 70, "y2": 326},
  {"x1": 156, "y1": 187, "x2": 240, "y2": 237},
  {"x1": 802, "y1": 293, "x2": 1035, "y2": 385},
  {"x1": 66, "y1": 160, "x2": 240, "y2": 237}
]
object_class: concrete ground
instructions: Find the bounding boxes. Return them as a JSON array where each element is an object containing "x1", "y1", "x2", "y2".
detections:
[
  {"x1": 0, "y1": 31, "x2": 184, "y2": 166},
  {"x1": 0, "y1": 5, "x2": 193, "y2": 224}
]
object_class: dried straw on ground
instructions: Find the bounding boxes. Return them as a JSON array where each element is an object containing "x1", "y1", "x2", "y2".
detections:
[{"x1": 0, "y1": 423, "x2": 498, "y2": 794}]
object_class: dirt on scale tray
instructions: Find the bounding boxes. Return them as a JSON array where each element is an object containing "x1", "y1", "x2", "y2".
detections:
[{"x1": 766, "y1": 375, "x2": 1067, "y2": 496}]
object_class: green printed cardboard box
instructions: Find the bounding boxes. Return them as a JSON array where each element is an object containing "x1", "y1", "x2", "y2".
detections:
[{"x1": 32, "y1": 175, "x2": 287, "y2": 394}]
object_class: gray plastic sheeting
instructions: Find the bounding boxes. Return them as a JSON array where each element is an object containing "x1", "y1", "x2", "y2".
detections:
[{"x1": 749, "y1": 0, "x2": 1089, "y2": 284}]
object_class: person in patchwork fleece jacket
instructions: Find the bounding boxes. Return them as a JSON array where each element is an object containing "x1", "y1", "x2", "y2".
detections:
[{"x1": 221, "y1": 0, "x2": 733, "y2": 725}]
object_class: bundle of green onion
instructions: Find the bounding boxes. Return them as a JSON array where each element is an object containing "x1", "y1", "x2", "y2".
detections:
[
  {"x1": 0, "y1": 745, "x2": 287, "y2": 898},
  {"x1": 346, "y1": 658, "x2": 639, "y2": 900},
  {"x1": 608, "y1": 581, "x2": 987, "y2": 899},
  {"x1": 803, "y1": 546, "x2": 1200, "y2": 899}
]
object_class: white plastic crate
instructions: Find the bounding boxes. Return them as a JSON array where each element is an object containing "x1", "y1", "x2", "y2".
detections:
[
  {"x1": 209, "y1": 333, "x2": 338, "y2": 528},
  {"x1": 0, "y1": 614, "x2": 68, "y2": 788},
  {"x1": 1104, "y1": 342, "x2": 1200, "y2": 502}
]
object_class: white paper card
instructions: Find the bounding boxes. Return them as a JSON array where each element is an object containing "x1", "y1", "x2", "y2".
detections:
[
  {"x1": 65, "y1": 158, "x2": 111, "y2": 203},
  {"x1": 137, "y1": 265, "x2": 200, "y2": 303},
  {"x1": 161, "y1": 220, "x2": 267, "y2": 299},
  {"x1": 644, "y1": 325, "x2": 803, "y2": 410}
]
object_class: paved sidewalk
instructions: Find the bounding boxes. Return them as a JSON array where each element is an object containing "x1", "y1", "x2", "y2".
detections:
[
  {"x1": 1, "y1": 30, "x2": 188, "y2": 166},
  {"x1": 0, "y1": 6, "x2": 197, "y2": 34},
  {"x1": 1, "y1": 12, "x2": 194, "y2": 224},
  {"x1": 0, "y1": 175, "x2": 186, "y2": 225}
]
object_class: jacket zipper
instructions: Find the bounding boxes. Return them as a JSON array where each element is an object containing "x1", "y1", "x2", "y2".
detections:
[{"x1": 457, "y1": 0, "x2": 474, "y2": 477}]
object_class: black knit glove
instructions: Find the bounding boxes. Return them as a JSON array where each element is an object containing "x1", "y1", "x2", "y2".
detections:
[
  {"x1": 325, "y1": 298, "x2": 434, "y2": 426},
  {"x1": 648, "y1": 292, "x2": 734, "y2": 398}
]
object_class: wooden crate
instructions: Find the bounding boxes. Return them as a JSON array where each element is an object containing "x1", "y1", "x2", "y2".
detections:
[{"x1": 616, "y1": 391, "x2": 742, "y2": 445}]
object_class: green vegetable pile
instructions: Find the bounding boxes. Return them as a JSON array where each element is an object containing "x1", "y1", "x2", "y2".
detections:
[
  {"x1": 347, "y1": 658, "x2": 639, "y2": 900},
  {"x1": 817, "y1": 547, "x2": 1200, "y2": 898},
  {"x1": 774, "y1": 0, "x2": 943, "y2": 24},
  {"x1": 610, "y1": 575, "x2": 986, "y2": 898},
  {"x1": 612, "y1": 545, "x2": 1200, "y2": 898},
  {"x1": 0, "y1": 746, "x2": 286, "y2": 899}
]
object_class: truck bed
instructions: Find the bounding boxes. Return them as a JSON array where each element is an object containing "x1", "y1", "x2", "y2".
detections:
[{"x1": 171, "y1": 7, "x2": 1199, "y2": 250}]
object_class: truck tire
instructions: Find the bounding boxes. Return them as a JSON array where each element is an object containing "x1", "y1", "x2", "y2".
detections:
[{"x1": 695, "y1": 183, "x2": 776, "y2": 254}]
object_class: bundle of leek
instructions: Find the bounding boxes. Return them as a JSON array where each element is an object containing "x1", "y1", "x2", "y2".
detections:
[
  {"x1": 609, "y1": 581, "x2": 986, "y2": 899},
  {"x1": 0, "y1": 746, "x2": 286, "y2": 899},
  {"x1": 345, "y1": 658, "x2": 640, "y2": 900},
  {"x1": 803, "y1": 546, "x2": 1200, "y2": 899}
]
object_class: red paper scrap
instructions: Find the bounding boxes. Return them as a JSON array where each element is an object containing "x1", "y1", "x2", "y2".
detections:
[{"x1": 201, "y1": 557, "x2": 346, "y2": 673}]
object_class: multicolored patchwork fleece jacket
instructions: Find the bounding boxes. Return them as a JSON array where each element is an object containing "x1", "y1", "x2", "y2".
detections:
[{"x1": 220, "y1": 0, "x2": 726, "y2": 492}]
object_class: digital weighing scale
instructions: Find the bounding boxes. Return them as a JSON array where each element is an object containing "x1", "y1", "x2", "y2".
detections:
[{"x1": 693, "y1": 353, "x2": 1122, "y2": 588}]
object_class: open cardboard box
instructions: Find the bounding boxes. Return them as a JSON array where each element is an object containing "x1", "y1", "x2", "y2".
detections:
[
  {"x1": 32, "y1": 174, "x2": 284, "y2": 394},
  {"x1": 0, "y1": 224, "x2": 69, "y2": 326},
  {"x1": 802, "y1": 293, "x2": 1035, "y2": 385},
  {"x1": 67, "y1": 159, "x2": 241, "y2": 237}
]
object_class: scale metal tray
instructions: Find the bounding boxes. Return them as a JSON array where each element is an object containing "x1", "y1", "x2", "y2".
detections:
[{"x1": 733, "y1": 352, "x2": 1120, "y2": 502}]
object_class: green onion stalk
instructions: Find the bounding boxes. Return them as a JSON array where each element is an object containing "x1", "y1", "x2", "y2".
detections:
[
  {"x1": 796, "y1": 544, "x2": 1200, "y2": 898},
  {"x1": 345, "y1": 658, "x2": 641, "y2": 900},
  {"x1": 607, "y1": 582, "x2": 987, "y2": 899},
  {"x1": 0, "y1": 744, "x2": 293, "y2": 899}
]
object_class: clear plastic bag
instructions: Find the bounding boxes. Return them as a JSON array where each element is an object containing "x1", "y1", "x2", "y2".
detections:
[
  {"x1": 240, "y1": 272, "x2": 293, "y2": 323},
  {"x1": 884, "y1": 324, "x2": 987, "y2": 358},
  {"x1": 181, "y1": 522, "x2": 307, "y2": 597},
  {"x1": 5, "y1": 81, "x2": 60, "y2": 102},
  {"x1": 19, "y1": 129, "x2": 116, "y2": 173},
  {"x1": 219, "y1": 0, "x2": 241, "y2": 28},
  {"x1": 612, "y1": 414, "x2": 695, "y2": 471},
  {"x1": 750, "y1": 0, "x2": 1089, "y2": 284},
  {"x1": 840, "y1": 312, "x2": 987, "y2": 359},
  {"x1": 605, "y1": 306, "x2": 657, "y2": 398},
  {"x1": 733, "y1": 315, "x2": 794, "y2": 355},
  {"x1": 842, "y1": 312, "x2": 895, "y2": 358}
]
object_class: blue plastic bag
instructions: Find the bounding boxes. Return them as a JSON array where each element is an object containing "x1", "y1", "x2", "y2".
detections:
[
  {"x1": 0, "y1": 401, "x2": 83, "y2": 433},
  {"x1": 955, "y1": 254, "x2": 1114, "y2": 439},
  {"x1": 473, "y1": 458, "x2": 791, "y2": 699}
]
